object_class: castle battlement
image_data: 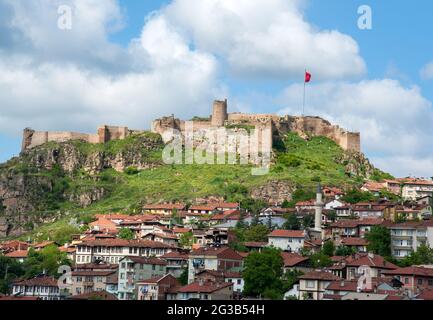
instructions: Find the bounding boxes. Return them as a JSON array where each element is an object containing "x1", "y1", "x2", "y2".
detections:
[
  {"x1": 152, "y1": 99, "x2": 361, "y2": 153},
  {"x1": 21, "y1": 125, "x2": 145, "y2": 152},
  {"x1": 22, "y1": 99, "x2": 361, "y2": 153}
]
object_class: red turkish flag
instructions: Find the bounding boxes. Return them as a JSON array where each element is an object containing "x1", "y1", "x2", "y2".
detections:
[{"x1": 305, "y1": 71, "x2": 312, "y2": 83}]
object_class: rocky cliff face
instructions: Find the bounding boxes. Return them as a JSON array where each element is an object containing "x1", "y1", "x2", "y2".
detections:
[{"x1": 0, "y1": 133, "x2": 164, "y2": 237}]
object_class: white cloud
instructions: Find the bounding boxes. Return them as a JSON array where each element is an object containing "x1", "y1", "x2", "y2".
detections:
[
  {"x1": 0, "y1": 0, "x2": 432, "y2": 178},
  {"x1": 420, "y1": 62, "x2": 433, "y2": 80},
  {"x1": 0, "y1": 0, "x2": 222, "y2": 135},
  {"x1": 162, "y1": 0, "x2": 366, "y2": 79},
  {"x1": 276, "y1": 79, "x2": 433, "y2": 176}
]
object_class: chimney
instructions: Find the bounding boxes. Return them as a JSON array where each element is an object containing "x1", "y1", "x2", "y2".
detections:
[
  {"x1": 340, "y1": 281, "x2": 345, "y2": 287},
  {"x1": 368, "y1": 252, "x2": 374, "y2": 259}
]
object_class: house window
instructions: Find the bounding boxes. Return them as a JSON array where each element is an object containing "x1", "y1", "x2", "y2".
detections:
[
  {"x1": 418, "y1": 279, "x2": 423, "y2": 285},
  {"x1": 428, "y1": 280, "x2": 433, "y2": 286},
  {"x1": 404, "y1": 277, "x2": 409, "y2": 284},
  {"x1": 306, "y1": 280, "x2": 315, "y2": 289}
]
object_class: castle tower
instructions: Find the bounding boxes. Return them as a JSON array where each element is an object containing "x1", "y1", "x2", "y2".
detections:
[
  {"x1": 314, "y1": 183, "x2": 324, "y2": 232},
  {"x1": 211, "y1": 99, "x2": 228, "y2": 127}
]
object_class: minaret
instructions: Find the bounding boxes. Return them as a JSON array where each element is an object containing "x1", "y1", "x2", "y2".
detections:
[{"x1": 314, "y1": 183, "x2": 324, "y2": 232}]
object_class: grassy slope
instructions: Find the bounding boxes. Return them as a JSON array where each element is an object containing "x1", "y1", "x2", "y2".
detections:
[{"x1": 2, "y1": 132, "x2": 391, "y2": 241}]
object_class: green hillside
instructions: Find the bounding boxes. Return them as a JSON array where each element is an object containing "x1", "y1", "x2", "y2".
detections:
[{"x1": 0, "y1": 131, "x2": 391, "y2": 241}]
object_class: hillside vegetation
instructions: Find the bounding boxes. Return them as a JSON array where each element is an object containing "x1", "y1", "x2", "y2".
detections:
[{"x1": 0, "y1": 131, "x2": 391, "y2": 241}]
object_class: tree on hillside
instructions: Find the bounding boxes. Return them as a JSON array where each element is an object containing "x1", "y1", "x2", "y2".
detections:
[
  {"x1": 302, "y1": 215, "x2": 314, "y2": 229},
  {"x1": 244, "y1": 225, "x2": 270, "y2": 242},
  {"x1": 170, "y1": 208, "x2": 182, "y2": 225},
  {"x1": 281, "y1": 200, "x2": 290, "y2": 208},
  {"x1": 335, "y1": 246, "x2": 356, "y2": 256},
  {"x1": 327, "y1": 211, "x2": 337, "y2": 223},
  {"x1": 401, "y1": 244, "x2": 433, "y2": 266},
  {"x1": 283, "y1": 214, "x2": 301, "y2": 230},
  {"x1": 243, "y1": 248, "x2": 285, "y2": 299},
  {"x1": 179, "y1": 232, "x2": 194, "y2": 249},
  {"x1": 0, "y1": 256, "x2": 25, "y2": 294},
  {"x1": 118, "y1": 228, "x2": 135, "y2": 240},
  {"x1": 365, "y1": 226, "x2": 391, "y2": 258},
  {"x1": 23, "y1": 245, "x2": 71, "y2": 279},
  {"x1": 341, "y1": 189, "x2": 375, "y2": 204},
  {"x1": 178, "y1": 268, "x2": 188, "y2": 286},
  {"x1": 310, "y1": 252, "x2": 333, "y2": 268},
  {"x1": 322, "y1": 240, "x2": 335, "y2": 257}
]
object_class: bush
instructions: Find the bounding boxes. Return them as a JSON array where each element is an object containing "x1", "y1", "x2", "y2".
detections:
[{"x1": 124, "y1": 166, "x2": 140, "y2": 175}]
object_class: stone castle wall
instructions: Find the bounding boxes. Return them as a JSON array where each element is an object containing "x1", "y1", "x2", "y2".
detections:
[
  {"x1": 22, "y1": 99, "x2": 361, "y2": 153},
  {"x1": 21, "y1": 125, "x2": 143, "y2": 151},
  {"x1": 151, "y1": 100, "x2": 361, "y2": 152}
]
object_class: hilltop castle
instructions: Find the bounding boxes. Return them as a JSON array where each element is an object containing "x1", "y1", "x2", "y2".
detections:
[
  {"x1": 152, "y1": 99, "x2": 361, "y2": 152},
  {"x1": 21, "y1": 99, "x2": 360, "y2": 153}
]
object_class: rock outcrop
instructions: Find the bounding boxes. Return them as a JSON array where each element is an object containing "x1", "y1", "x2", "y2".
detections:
[
  {"x1": 251, "y1": 180, "x2": 295, "y2": 205},
  {"x1": 0, "y1": 133, "x2": 164, "y2": 237}
]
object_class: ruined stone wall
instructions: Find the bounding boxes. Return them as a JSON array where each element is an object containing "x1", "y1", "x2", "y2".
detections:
[
  {"x1": 22, "y1": 129, "x2": 95, "y2": 150},
  {"x1": 22, "y1": 125, "x2": 139, "y2": 151}
]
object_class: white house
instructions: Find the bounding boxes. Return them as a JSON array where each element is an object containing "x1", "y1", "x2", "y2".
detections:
[
  {"x1": 268, "y1": 230, "x2": 305, "y2": 252},
  {"x1": 12, "y1": 276, "x2": 61, "y2": 300}
]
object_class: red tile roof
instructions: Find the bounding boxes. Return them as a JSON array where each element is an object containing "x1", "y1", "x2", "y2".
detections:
[
  {"x1": 299, "y1": 271, "x2": 341, "y2": 281},
  {"x1": 340, "y1": 237, "x2": 368, "y2": 246},
  {"x1": 5, "y1": 250, "x2": 28, "y2": 258},
  {"x1": 32, "y1": 241, "x2": 56, "y2": 249},
  {"x1": 416, "y1": 290, "x2": 433, "y2": 300},
  {"x1": 69, "y1": 290, "x2": 118, "y2": 300},
  {"x1": 173, "y1": 227, "x2": 192, "y2": 234},
  {"x1": 189, "y1": 205, "x2": 218, "y2": 211},
  {"x1": 90, "y1": 218, "x2": 117, "y2": 230},
  {"x1": 295, "y1": 199, "x2": 316, "y2": 206},
  {"x1": 281, "y1": 252, "x2": 309, "y2": 267},
  {"x1": 95, "y1": 214, "x2": 129, "y2": 220},
  {"x1": 190, "y1": 247, "x2": 243, "y2": 260},
  {"x1": 13, "y1": 276, "x2": 58, "y2": 287},
  {"x1": 143, "y1": 203, "x2": 186, "y2": 210},
  {"x1": 346, "y1": 253, "x2": 398, "y2": 269},
  {"x1": 208, "y1": 203, "x2": 240, "y2": 209},
  {"x1": 326, "y1": 280, "x2": 359, "y2": 292},
  {"x1": 268, "y1": 230, "x2": 305, "y2": 238},
  {"x1": 137, "y1": 274, "x2": 178, "y2": 284},
  {"x1": 121, "y1": 256, "x2": 167, "y2": 265},
  {"x1": 177, "y1": 281, "x2": 233, "y2": 293},
  {"x1": 383, "y1": 266, "x2": 433, "y2": 277}
]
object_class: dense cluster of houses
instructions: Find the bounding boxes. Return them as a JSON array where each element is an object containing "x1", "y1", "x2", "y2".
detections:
[{"x1": 1, "y1": 178, "x2": 433, "y2": 301}]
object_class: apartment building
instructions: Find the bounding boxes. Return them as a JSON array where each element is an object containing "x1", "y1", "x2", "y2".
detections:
[
  {"x1": 400, "y1": 179, "x2": 433, "y2": 200},
  {"x1": 74, "y1": 239, "x2": 177, "y2": 265},
  {"x1": 188, "y1": 247, "x2": 244, "y2": 284},
  {"x1": 389, "y1": 221, "x2": 433, "y2": 259},
  {"x1": 117, "y1": 256, "x2": 167, "y2": 300}
]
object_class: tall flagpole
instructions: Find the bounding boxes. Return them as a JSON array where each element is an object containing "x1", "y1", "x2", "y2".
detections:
[{"x1": 302, "y1": 69, "x2": 306, "y2": 116}]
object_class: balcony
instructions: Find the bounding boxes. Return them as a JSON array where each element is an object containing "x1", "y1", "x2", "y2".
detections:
[
  {"x1": 391, "y1": 235, "x2": 412, "y2": 240},
  {"x1": 392, "y1": 244, "x2": 412, "y2": 249}
]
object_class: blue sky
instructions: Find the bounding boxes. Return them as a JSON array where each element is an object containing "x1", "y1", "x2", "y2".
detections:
[{"x1": 1, "y1": 0, "x2": 433, "y2": 178}]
